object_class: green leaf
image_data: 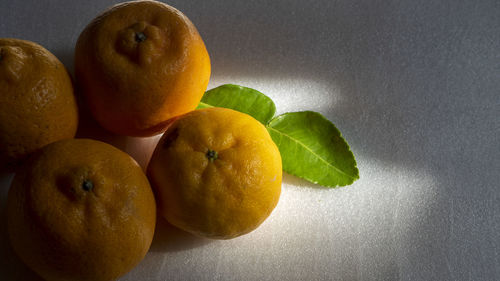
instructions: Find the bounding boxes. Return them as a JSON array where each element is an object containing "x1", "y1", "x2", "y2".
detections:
[
  {"x1": 197, "y1": 84, "x2": 276, "y2": 124},
  {"x1": 266, "y1": 111, "x2": 359, "y2": 187}
]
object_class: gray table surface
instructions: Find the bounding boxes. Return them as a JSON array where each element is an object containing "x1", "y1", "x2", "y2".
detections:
[{"x1": 1, "y1": 0, "x2": 499, "y2": 280}]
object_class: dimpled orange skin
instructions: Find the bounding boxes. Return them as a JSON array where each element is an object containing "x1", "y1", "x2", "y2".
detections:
[
  {"x1": 148, "y1": 107, "x2": 282, "y2": 239},
  {"x1": 0, "y1": 38, "x2": 78, "y2": 169},
  {"x1": 7, "y1": 139, "x2": 156, "y2": 281},
  {"x1": 74, "y1": 0, "x2": 211, "y2": 137}
]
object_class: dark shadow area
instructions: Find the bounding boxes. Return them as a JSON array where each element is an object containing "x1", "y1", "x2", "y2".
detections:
[
  {"x1": 149, "y1": 217, "x2": 213, "y2": 253},
  {"x1": 51, "y1": 48, "x2": 75, "y2": 78},
  {"x1": 0, "y1": 200, "x2": 45, "y2": 281},
  {"x1": 73, "y1": 95, "x2": 161, "y2": 170},
  {"x1": 73, "y1": 88, "x2": 128, "y2": 151}
]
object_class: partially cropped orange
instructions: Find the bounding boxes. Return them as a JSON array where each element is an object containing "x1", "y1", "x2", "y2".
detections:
[
  {"x1": 148, "y1": 107, "x2": 282, "y2": 239},
  {"x1": 0, "y1": 38, "x2": 78, "y2": 169},
  {"x1": 7, "y1": 138, "x2": 156, "y2": 281},
  {"x1": 75, "y1": 0, "x2": 211, "y2": 137}
]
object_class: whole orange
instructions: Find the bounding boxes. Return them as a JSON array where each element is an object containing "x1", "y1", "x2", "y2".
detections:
[
  {"x1": 0, "y1": 38, "x2": 78, "y2": 169},
  {"x1": 74, "y1": 0, "x2": 211, "y2": 137},
  {"x1": 147, "y1": 107, "x2": 282, "y2": 239},
  {"x1": 7, "y1": 138, "x2": 156, "y2": 281}
]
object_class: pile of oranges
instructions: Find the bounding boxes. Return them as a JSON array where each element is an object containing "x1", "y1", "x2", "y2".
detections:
[{"x1": 1, "y1": 1, "x2": 282, "y2": 281}]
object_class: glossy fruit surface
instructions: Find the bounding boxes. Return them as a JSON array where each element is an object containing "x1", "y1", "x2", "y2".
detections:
[
  {"x1": 148, "y1": 107, "x2": 282, "y2": 239},
  {"x1": 0, "y1": 38, "x2": 78, "y2": 168},
  {"x1": 7, "y1": 138, "x2": 156, "y2": 281},
  {"x1": 75, "y1": 0, "x2": 211, "y2": 136}
]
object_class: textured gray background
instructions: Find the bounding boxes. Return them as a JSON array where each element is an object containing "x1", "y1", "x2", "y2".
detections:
[{"x1": 0, "y1": 0, "x2": 499, "y2": 280}]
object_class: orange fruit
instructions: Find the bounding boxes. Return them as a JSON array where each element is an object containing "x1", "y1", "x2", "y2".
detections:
[
  {"x1": 7, "y1": 138, "x2": 156, "y2": 281},
  {"x1": 147, "y1": 107, "x2": 282, "y2": 239},
  {"x1": 75, "y1": 0, "x2": 211, "y2": 137},
  {"x1": 0, "y1": 38, "x2": 78, "y2": 169}
]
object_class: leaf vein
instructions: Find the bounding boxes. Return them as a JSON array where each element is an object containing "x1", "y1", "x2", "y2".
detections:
[{"x1": 267, "y1": 126, "x2": 356, "y2": 180}]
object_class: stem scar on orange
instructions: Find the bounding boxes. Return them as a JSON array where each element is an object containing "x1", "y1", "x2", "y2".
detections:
[
  {"x1": 74, "y1": 0, "x2": 211, "y2": 137},
  {"x1": 7, "y1": 139, "x2": 156, "y2": 281},
  {"x1": 148, "y1": 107, "x2": 283, "y2": 239}
]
